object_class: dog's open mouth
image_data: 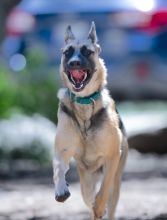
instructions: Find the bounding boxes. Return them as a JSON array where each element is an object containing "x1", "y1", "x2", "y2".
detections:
[{"x1": 67, "y1": 69, "x2": 91, "y2": 91}]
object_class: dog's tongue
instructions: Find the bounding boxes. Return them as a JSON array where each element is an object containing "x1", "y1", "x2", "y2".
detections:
[{"x1": 71, "y1": 70, "x2": 85, "y2": 81}]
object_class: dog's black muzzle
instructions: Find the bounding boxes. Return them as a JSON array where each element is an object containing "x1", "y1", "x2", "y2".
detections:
[{"x1": 65, "y1": 52, "x2": 94, "y2": 92}]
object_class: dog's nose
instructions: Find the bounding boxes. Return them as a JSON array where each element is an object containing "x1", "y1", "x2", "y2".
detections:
[
  {"x1": 69, "y1": 60, "x2": 81, "y2": 68},
  {"x1": 68, "y1": 53, "x2": 81, "y2": 68}
]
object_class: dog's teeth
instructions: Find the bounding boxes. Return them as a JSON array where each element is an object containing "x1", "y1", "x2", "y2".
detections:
[
  {"x1": 71, "y1": 75, "x2": 76, "y2": 84},
  {"x1": 70, "y1": 71, "x2": 87, "y2": 90},
  {"x1": 73, "y1": 83, "x2": 84, "y2": 90},
  {"x1": 80, "y1": 73, "x2": 87, "y2": 84},
  {"x1": 79, "y1": 83, "x2": 84, "y2": 89},
  {"x1": 83, "y1": 73, "x2": 87, "y2": 82}
]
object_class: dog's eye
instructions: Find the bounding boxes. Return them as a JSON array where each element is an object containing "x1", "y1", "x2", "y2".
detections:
[
  {"x1": 64, "y1": 47, "x2": 74, "y2": 57},
  {"x1": 81, "y1": 46, "x2": 93, "y2": 57}
]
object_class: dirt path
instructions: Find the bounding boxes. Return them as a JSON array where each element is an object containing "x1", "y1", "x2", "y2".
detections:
[
  {"x1": 0, "y1": 151, "x2": 167, "y2": 220},
  {"x1": 0, "y1": 176, "x2": 167, "y2": 220}
]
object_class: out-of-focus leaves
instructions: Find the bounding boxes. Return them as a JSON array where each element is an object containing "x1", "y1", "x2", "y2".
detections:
[
  {"x1": 0, "y1": 67, "x2": 18, "y2": 118},
  {"x1": 0, "y1": 46, "x2": 60, "y2": 122}
]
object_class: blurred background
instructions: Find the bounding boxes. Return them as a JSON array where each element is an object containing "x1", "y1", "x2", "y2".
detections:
[{"x1": 0, "y1": 0, "x2": 167, "y2": 220}]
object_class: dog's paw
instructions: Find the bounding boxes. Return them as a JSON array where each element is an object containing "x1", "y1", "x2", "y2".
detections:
[
  {"x1": 93, "y1": 194, "x2": 106, "y2": 219},
  {"x1": 54, "y1": 178, "x2": 70, "y2": 202},
  {"x1": 55, "y1": 189, "x2": 71, "y2": 202}
]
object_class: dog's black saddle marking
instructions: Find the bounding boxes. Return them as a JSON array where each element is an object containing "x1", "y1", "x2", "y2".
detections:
[
  {"x1": 116, "y1": 108, "x2": 126, "y2": 135},
  {"x1": 60, "y1": 102, "x2": 74, "y2": 119},
  {"x1": 60, "y1": 102, "x2": 80, "y2": 127},
  {"x1": 90, "y1": 107, "x2": 107, "y2": 130}
]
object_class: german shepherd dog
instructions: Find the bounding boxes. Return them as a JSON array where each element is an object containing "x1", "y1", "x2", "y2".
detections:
[{"x1": 53, "y1": 22, "x2": 128, "y2": 220}]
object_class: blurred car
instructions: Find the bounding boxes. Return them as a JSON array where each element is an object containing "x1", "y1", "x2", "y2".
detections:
[{"x1": 2, "y1": 0, "x2": 167, "y2": 99}]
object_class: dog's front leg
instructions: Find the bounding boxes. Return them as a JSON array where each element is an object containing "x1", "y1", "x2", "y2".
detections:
[
  {"x1": 53, "y1": 153, "x2": 70, "y2": 202},
  {"x1": 53, "y1": 131, "x2": 73, "y2": 202},
  {"x1": 93, "y1": 155, "x2": 119, "y2": 219},
  {"x1": 53, "y1": 107, "x2": 80, "y2": 202}
]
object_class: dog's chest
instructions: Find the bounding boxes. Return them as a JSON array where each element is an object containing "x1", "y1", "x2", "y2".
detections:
[
  {"x1": 70, "y1": 106, "x2": 107, "y2": 169},
  {"x1": 75, "y1": 136, "x2": 105, "y2": 171},
  {"x1": 74, "y1": 104, "x2": 107, "y2": 135},
  {"x1": 75, "y1": 104, "x2": 93, "y2": 123}
]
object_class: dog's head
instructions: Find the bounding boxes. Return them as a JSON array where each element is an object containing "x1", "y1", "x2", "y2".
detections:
[{"x1": 60, "y1": 22, "x2": 107, "y2": 96}]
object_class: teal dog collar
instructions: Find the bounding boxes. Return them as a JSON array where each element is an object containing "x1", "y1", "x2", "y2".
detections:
[{"x1": 66, "y1": 89, "x2": 101, "y2": 105}]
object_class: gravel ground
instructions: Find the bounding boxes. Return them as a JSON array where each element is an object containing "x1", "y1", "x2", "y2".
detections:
[{"x1": 0, "y1": 151, "x2": 167, "y2": 220}]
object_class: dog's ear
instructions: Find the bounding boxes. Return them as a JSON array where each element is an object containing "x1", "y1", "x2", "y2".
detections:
[
  {"x1": 65, "y1": 25, "x2": 75, "y2": 43},
  {"x1": 88, "y1": 22, "x2": 101, "y2": 53},
  {"x1": 88, "y1": 21, "x2": 97, "y2": 44}
]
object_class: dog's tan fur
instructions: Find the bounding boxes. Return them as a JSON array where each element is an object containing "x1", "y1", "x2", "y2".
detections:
[{"x1": 53, "y1": 22, "x2": 128, "y2": 220}]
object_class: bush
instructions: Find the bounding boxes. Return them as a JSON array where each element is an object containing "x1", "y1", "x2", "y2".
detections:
[
  {"x1": 15, "y1": 70, "x2": 59, "y2": 123},
  {"x1": 0, "y1": 46, "x2": 60, "y2": 123},
  {"x1": 0, "y1": 66, "x2": 18, "y2": 118},
  {"x1": 0, "y1": 114, "x2": 56, "y2": 168}
]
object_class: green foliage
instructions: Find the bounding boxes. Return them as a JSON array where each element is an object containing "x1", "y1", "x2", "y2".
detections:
[
  {"x1": 15, "y1": 70, "x2": 59, "y2": 123},
  {"x1": 0, "y1": 145, "x2": 51, "y2": 171},
  {"x1": 10, "y1": 142, "x2": 51, "y2": 166},
  {"x1": 0, "y1": 46, "x2": 60, "y2": 123},
  {"x1": 0, "y1": 67, "x2": 18, "y2": 118},
  {"x1": 0, "y1": 46, "x2": 59, "y2": 166}
]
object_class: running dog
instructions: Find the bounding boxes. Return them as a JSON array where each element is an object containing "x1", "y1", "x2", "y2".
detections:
[{"x1": 53, "y1": 22, "x2": 128, "y2": 220}]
